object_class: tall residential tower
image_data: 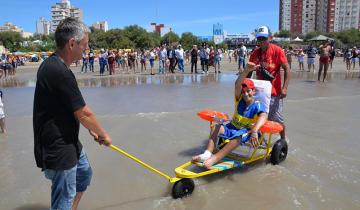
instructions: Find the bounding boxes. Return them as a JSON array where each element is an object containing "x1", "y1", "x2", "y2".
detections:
[
  {"x1": 51, "y1": 0, "x2": 83, "y2": 32},
  {"x1": 36, "y1": 17, "x2": 50, "y2": 35},
  {"x1": 279, "y1": 0, "x2": 360, "y2": 34}
]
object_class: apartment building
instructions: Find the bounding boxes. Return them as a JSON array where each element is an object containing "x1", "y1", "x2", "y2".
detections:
[
  {"x1": 279, "y1": 0, "x2": 292, "y2": 31},
  {"x1": 36, "y1": 17, "x2": 50, "y2": 35},
  {"x1": 92, "y1": 21, "x2": 108, "y2": 32},
  {"x1": 51, "y1": 0, "x2": 83, "y2": 32},
  {"x1": 280, "y1": 0, "x2": 360, "y2": 34}
]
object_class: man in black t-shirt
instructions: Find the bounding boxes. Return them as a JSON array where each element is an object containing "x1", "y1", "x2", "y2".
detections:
[
  {"x1": 33, "y1": 18, "x2": 112, "y2": 210},
  {"x1": 88, "y1": 49, "x2": 95, "y2": 72}
]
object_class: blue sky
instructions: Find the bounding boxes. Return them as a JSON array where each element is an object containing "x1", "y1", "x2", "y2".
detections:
[{"x1": 1, "y1": 0, "x2": 279, "y2": 36}]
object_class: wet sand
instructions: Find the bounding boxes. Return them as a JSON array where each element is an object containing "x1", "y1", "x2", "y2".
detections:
[{"x1": 1, "y1": 58, "x2": 360, "y2": 210}]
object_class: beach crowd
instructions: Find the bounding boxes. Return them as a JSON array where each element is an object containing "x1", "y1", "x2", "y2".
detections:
[{"x1": 78, "y1": 41, "x2": 360, "y2": 79}]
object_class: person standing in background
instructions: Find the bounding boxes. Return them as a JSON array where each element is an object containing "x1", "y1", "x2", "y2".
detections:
[
  {"x1": 306, "y1": 44, "x2": 317, "y2": 72},
  {"x1": 88, "y1": 50, "x2": 95, "y2": 72},
  {"x1": 190, "y1": 45, "x2": 198, "y2": 74},
  {"x1": 318, "y1": 39, "x2": 332, "y2": 82},
  {"x1": 238, "y1": 42, "x2": 247, "y2": 73},
  {"x1": 175, "y1": 45, "x2": 185, "y2": 73}
]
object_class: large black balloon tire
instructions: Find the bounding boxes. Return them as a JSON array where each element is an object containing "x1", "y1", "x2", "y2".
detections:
[
  {"x1": 270, "y1": 139, "x2": 288, "y2": 165},
  {"x1": 172, "y1": 178, "x2": 195, "y2": 199}
]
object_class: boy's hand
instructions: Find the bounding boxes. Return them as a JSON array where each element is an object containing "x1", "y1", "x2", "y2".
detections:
[{"x1": 249, "y1": 132, "x2": 259, "y2": 148}]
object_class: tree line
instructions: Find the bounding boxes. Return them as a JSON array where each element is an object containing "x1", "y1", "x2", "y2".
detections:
[
  {"x1": 0, "y1": 24, "x2": 359, "y2": 52},
  {"x1": 274, "y1": 28, "x2": 360, "y2": 48},
  {"x1": 0, "y1": 24, "x2": 225, "y2": 53}
]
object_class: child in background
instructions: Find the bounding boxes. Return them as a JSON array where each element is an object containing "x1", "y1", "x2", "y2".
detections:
[
  {"x1": 0, "y1": 90, "x2": 6, "y2": 134},
  {"x1": 297, "y1": 49, "x2": 305, "y2": 71}
]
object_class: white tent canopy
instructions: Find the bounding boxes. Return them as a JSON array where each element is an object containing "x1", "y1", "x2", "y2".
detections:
[{"x1": 292, "y1": 37, "x2": 303, "y2": 42}]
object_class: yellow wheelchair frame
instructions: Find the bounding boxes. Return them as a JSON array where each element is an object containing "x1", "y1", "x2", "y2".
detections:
[
  {"x1": 110, "y1": 121, "x2": 288, "y2": 198},
  {"x1": 109, "y1": 113, "x2": 287, "y2": 199}
]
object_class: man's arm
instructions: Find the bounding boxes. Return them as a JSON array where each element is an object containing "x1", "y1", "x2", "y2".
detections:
[
  {"x1": 74, "y1": 105, "x2": 112, "y2": 145},
  {"x1": 280, "y1": 62, "x2": 291, "y2": 98}
]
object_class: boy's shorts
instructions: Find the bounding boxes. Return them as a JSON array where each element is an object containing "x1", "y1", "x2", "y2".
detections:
[
  {"x1": 44, "y1": 149, "x2": 92, "y2": 210},
  {"x1": 218, "y1": 123, "x2": 250, "y2": 143}
]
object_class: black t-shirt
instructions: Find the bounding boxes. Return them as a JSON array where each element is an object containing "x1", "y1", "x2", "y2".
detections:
[{"x1": 33, "y1": 55, "x2": 86, "y2": 170}]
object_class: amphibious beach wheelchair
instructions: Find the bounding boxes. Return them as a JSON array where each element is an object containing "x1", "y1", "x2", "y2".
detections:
[{"x1": 109, "y1": 79, "x2": 288, "y2": 198}]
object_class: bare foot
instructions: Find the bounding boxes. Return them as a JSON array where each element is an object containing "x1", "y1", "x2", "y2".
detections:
[
  {"x1": 203, "y1": 155, "x2": 221, "y2": 169},
  {"x1": 192, "y1": 155, "x2": 202, "y2": 162}
]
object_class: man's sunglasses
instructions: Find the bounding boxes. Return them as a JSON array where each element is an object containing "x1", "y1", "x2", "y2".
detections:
[{"x1": 257, "y1": 37, "x2": 267, "y2": 41}]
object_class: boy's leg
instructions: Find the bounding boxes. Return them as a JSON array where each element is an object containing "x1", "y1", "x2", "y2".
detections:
[
  {"x1": 204, "y1": 138, "x2": 240, "y2": 169},
  {"x1": 192, "y1": 124, "x2": 224, "y2": 161}
]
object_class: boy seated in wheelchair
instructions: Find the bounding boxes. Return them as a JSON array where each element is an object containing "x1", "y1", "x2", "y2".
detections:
[{"x1": 192, "y1": 77, "x2": 268, "y2": 169}]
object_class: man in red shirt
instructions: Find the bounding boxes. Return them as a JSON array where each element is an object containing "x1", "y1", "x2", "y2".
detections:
[{"x1": 240, "y1": 26, "x2": 290, "y2": 141}]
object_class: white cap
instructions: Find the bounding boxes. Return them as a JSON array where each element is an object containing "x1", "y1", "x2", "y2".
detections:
[{"x1": 256, "y1": 26, "x2": 270, "y2": 38}]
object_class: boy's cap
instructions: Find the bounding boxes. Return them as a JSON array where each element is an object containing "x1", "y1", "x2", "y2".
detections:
[
  {"x1": 241, "y1": 79, "x2": 255, "y2": 91},
  {"x1": 256, "y1": 26, "x2": 270, "y2": 38}
]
